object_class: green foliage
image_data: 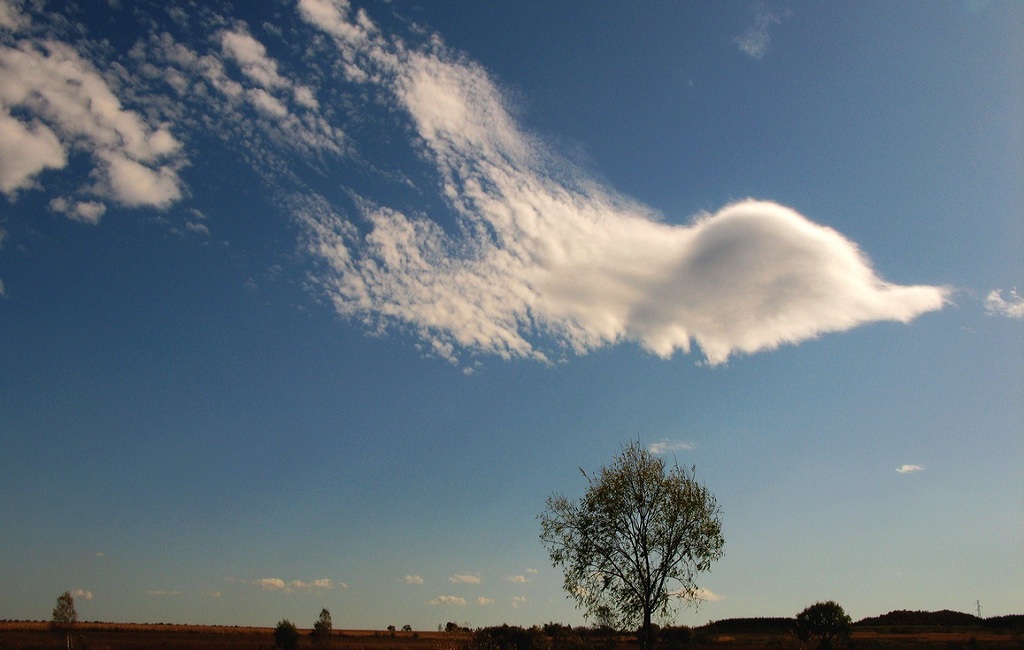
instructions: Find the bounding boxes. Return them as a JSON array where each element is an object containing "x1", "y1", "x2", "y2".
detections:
[
  {"x1": 274, "y1": 619, "x2": 299, "y2": 650},
  {"x1": 50, "y1": 592, "x2": 78, "y2": 630},
  {"x1": 539, "y1": 442, "x2": 724, "y2": 650},
  {"x1": 795, "y1": 601, "x2": 852, "y2": 649},
  {"x1": 312, "y1": 608, "x2": 332, "y2": 648}
]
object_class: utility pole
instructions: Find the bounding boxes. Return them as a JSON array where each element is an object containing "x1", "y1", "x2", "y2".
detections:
[{"x1": 976, "y1": 600, "x2": 982, "y2": 618}]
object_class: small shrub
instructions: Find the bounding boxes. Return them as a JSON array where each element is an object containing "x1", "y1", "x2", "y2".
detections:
[{"x1": 274, "y1": 619, "x2": 299, "y2": 650}]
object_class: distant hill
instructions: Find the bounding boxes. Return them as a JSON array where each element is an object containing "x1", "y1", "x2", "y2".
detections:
[{"x1": 854, "y1": 610, "x2": 1014, "y2": 628}]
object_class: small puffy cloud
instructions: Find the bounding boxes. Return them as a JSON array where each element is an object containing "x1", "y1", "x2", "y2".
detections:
[
  {"x1": 49, "y1": 197, "x2": 107, "y2": 224},
  {"x1": 255, "y1": 577, "x2": 287, "y2": 590},
  {"x1": 402, "y1": 575, "x2": 424, "y2": 585},
  {"x1": 145, "y1": 589, "x2": 183, "y2": 596},
  {"x1": 985, "y1": 289, "x2": 1024, "y2": 319},
  {"x1": 428, "y1": 595, "x2": 466, "y2": 606},
  {"x1": 649, "y1": 440, "x2": 696, "y2": 455},
  {"x1": 476, "y1": 597, "x2": 494, "y2": 606},
  {"x1": 449, "y1": 573, "x2": 481, "y2": 584},
  {"x1": 671, "y1": 586, "x2": 723, "y2": 602},
  {"x1": 511, "y1": 596, "x2": 526, "y2": 608},
  {"x1": 220, "y1": 28, "x2": 290, "y2": 91},
  {"x1": 897, "y1": 464, "x2": 924, "y2": 474},
  {"x1": 185, "y1": 220, "x2": 210, "y2": 236},
  {"x1": 526, "y1": 568, "x2": 538, "y2": 574},
  {"x1": 693, "y1": 587, "x2": 723, "y2": 602},
  {"x1": 72, "y1": 589, "x2": 93, "y2": 601},
  {"x1": 506, "y1": 575, "x2": 529, "y2": 584}
]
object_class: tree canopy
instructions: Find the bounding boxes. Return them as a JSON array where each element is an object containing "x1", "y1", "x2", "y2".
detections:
[
  {"x1": 796, "y1": 601, "x2": 852, "y2": 649},
  {"x1": 539, "y1": 441, "x2": 724, "y2": 650}
]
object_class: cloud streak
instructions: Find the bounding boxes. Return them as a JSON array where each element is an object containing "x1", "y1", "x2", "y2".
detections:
[
  {"x1": 297, "y1": 0, "x2": 948, "y2": 366},
  {"x1": 649, "y1": 440, "x2": 696, "y2": 454},
  {"x1": 254, "y1": 577, "x2": 339, "y2": 592},
  {"x1": 896, "y1": 464, "x2": 924, "y2": 474}
]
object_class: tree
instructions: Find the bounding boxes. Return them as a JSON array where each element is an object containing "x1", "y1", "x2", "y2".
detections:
[
  {"x1": 313, "y1": 608, "x2": 333, "y2": 648},
  {"x1": 274, "y1": 619, "x2": 300, "y2": 650},
  {"x1": 795, "y1": 601, "x2": 852, "y2": 649},
  {"x1": 539, "y1": 442, "x2": 724, "y2": 650},
  {"x1": 50, "y1": 591, "x2": 78, "y2": 650}
]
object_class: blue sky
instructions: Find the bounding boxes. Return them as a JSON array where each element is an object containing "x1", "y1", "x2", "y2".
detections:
[{"x1": 1, "y1": 0, "x2": 1021, "y2": 631}]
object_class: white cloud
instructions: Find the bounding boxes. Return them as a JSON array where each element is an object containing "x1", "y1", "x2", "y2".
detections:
[
  {"x1": 185, "y1": 220, "x2": 210, "y2": 236},
  {"x1": 511, "y1": 596, "x2": 526, "y2": 608},
  {"x1": 428, "y1": 595, "x2": 466, "y2": 606},
  {"x1": 476, "y1": 597, "x2": 494, "y2": 606},
  {"x1": 649, "y1": 440, "x2": 696, "y2": 455},
  {"x1": 449, "y1": 574, "x2": 481, "y2": 584},
  {"x1": 402, "y1": 575, "x2": 424, "y2": 585},
  {"x1": 985, "y1": 289, "x2": 1024, "y2": 319},
  {"x1": 692, "y1": 587, "x2": 723, "y2": 602},
  {"x1": 145, "y1": 589, "x2": 183, "y2": 596},
  {"x1": 256, "y1": 577, "x2": 339, "y2": 591},
  {"x1": 255, "y1": 577, "x2": 287, "y2": 590},
  {"x1": 298, "y1": 2, "x2": 947, "y2": 366},
  {"x1": 734, "y1": 7, "x2": 787, "y2": 59},
  {"x1": 0, "y1": 0, "x2": 27, "y2": 31},
  {"x1": 897, "y1": 464, "x2": 924, "y2": 474},
  {"x1": 0, "y1": 110, "x2": 66, "y2": 195},
  {"x1": 72, "y1": 589, "x2": 93, "y2": 601},
  {"x1": 49, "y1": 197, "x2": 107, "y2": 225},
  {"x1": 0, "y1": 33, "x2": 184, "y2": 209},
  {"x1": 506, "y1": 575, "x2": 528, "y2": 584},
  {"x1": 220, "y1": 28, "x2": 290, "y2": 91},
  {"x1": 526, "y1": 568, "x2": 538, "y2": 574}
]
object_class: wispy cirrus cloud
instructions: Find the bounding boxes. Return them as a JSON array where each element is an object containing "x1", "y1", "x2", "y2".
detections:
[
  {"x1": 649, "y1": 440, "x2": 696, "y2": 455},
  {"x1": 297, "y1": 0, "x2": 947, "y2": 366},
  {"x1": 734, "y1": 5, "x2": 789, "y2": 59},
  {"x1": 897, "y1": 464, "x2": 924, "y2": 474},
  {"x1": 985, "y1": 289, "x2": 1024, "y2": 318}
]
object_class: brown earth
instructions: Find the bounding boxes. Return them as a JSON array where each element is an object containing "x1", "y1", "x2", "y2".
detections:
[{"x1": 1, "y1": 621, "x2": 1021, "y2": 649}]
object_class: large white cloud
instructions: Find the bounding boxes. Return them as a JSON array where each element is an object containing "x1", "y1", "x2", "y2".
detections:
[
  {"x1": 298, "y1": 0, "x2": 948, "y2": 365},
  {"x1": 0, "y1": 34, "x2": 184, "y2": 211}
]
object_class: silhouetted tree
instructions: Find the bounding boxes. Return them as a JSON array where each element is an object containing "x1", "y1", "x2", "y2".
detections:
[
  {"x1": 50, "y1": 591, "x2": 78, "y2": 650},
  {"x1": 796, "y1": 601, "x2": 851, "y2": 649},
  {"x1": 313, "y1": 608, "x2": 332, "y2": 648},
  {"x1": 540, "y1": 442, "x2": 724, "y2": 650},
  {"x1": 275, "y1": 619, "x2": 300, "y2": 650}
]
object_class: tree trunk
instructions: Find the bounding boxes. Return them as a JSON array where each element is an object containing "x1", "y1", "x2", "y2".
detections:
[{"x1": 640, "y1": 607, "x2": 654, "y2": 650}]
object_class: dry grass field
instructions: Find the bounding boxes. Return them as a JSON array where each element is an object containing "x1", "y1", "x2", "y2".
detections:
[{"x1": 1, "y1": 621, "x2": 1021, "y2": 650}]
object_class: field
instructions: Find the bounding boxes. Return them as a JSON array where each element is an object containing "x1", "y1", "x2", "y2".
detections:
[{"x1": 1, "y1": 621, "x2": 1022, "y2": 650}]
